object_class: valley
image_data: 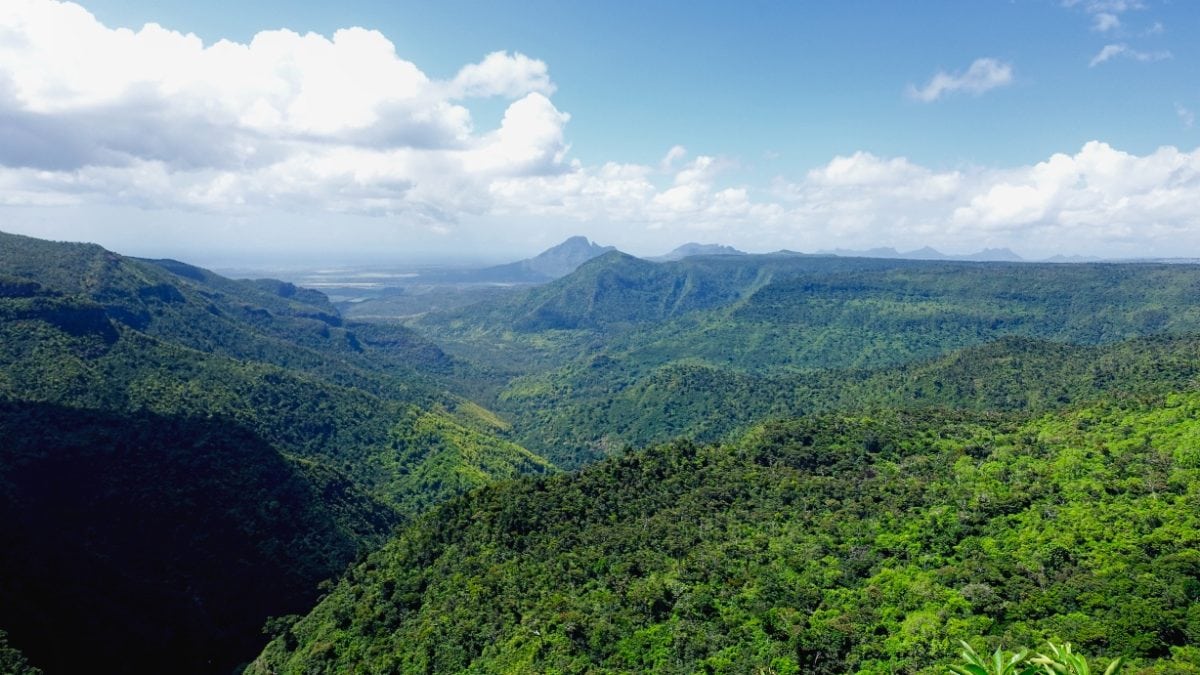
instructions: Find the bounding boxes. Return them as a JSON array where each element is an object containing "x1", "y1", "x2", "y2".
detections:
[
  {"x1": 3, "y1": 1, "x2": 1199, "y2": 673},
  {"x1": 2, "y1": 231, "x2": 1198, "y2": 673}
]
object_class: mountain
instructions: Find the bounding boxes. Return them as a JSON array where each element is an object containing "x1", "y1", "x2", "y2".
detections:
[
  {"x1": 648, "y1": 242, "x2": 746, "y2": 262},
  {"x1": 956, "y1": 246, "x2": 1022, "y2": 262},
  {"x1": 903, "y1": 245, "x2": 948, "y2": 259},
  {"x1": 412, "y1": 251, "x2": 1200, "y2": 466},
  {"x1": 473, "y1": 235, "x2": 616, "y2": 282},
  {"x1": 1043, "y1": 253, "x2": 1104, "y2": 263},
  {"x1": 822, "y1": 245, "x2": 904, "y2": 258},
  {"x1": 819, "y1": 246, "x2": 1024, "y2": 262},
  {"x1": 0, "y1": 230, "x2": 554, "y2": 672},
  {"x1": 252, "y1": 394, "x2": 1200, "y2": 673},
  {"x1": 7, "y1": 229, "x2": 1200, "y2": 673}
]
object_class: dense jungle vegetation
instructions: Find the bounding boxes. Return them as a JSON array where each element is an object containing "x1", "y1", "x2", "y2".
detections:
[
  {"x1": 1, "y1": 231, "x2": 1198, "y2": 673},
  {"x1": 253, "y1": 395, "x2": 1200, "y2": 673},
  {"x1": 0, "y1": 231, "x2": 551, "y2": 673}
]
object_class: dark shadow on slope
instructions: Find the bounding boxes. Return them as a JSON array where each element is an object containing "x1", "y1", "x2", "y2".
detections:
[{"x1": 0, "y1": 400, "x2": 397, "y2": 674}]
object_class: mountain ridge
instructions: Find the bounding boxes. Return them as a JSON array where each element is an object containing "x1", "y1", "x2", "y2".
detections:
[{"x1": 0, "y1": 229, "x2": 557, "y2": 673}]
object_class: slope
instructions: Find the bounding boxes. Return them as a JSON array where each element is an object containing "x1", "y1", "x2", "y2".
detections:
[
  {"x1": 0, "y1": 231, "x2": 556, "y2": 672},
  {"x1": 253, "y1": 394, "x2": 1200, "y2": 674},
  {"x1": 499, "y1": 334, "x2": 1200, "y2": 466},
  {"x1": 0, "y1": 230, "x2": 549, "y2": 507},
  {"x1": 420, "y1": 253, "x2": 1200, "y2": 369},
  {"x1": 0, "y1": 401, "x2": 395, "y2": 674},
  {"x1": 409, "y1": 252, "x2": 1200, "y2": 465}
]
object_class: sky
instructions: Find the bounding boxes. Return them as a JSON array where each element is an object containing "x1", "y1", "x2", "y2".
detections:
[{"x1": 0, "y1": 0, "x2": 1198, "y2": 265}]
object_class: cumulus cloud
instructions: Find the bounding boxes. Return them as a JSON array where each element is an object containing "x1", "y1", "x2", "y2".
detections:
[
  {"x1": 482, "y1": 140, "x2": 1200, "y2": 257},
  {"x1": 2, "y1": 1, "x2": 1199, "y2": 259},
  {"x1": 1089, "y1": 43, "x2": 1171, "y2": 66},
  {"x1": 907, "y1": 58, "x2": 1013, "y2": 103},
  {"x1": 448, "y1": 51, "x2": 555, "y2": 99},
  {"x1": 0, "y1": 0, "x2": 568, "y2": 219},
  {"x1": 768, "y1": 142, "x2": 1200, "y2": 254}
]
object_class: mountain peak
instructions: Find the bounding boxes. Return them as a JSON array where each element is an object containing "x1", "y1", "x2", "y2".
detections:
[
  {"x1": 466, "y1": 236, "x2": 616, "y2": 282},
  {"x1": 554, "y1": 235, "x2": 594, "y2": 248},
  {"x1": 649, "y1": 242, "x2": 747, "y2": 262},
  {"x1": 525, "y1": 237, "x2": 615, "y2": 278}
]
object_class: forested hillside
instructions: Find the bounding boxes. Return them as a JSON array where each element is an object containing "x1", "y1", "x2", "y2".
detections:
[
  {"x1": 500, "y1": 334, "x2": 1200, "y2": 467},
  {"x1": 410, "y1": 252, "x2": 1200, "y2": 466},
  {"x1": 254, "y1": 393, "x2": 1200, "y2": 674},
  {"x1": 0, "y1": 232, "x2": 552, "y2": 673},
  {"x1": 4, "y1": 232, "x2": 1200, "y2": 674}
]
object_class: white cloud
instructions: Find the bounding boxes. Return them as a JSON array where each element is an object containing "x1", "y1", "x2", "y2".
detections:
[
  {"x1": 448, "y1": 51, "x2": 555, "y2": 99},
  {"x1": 660, "y1": 145, "x2": 687, "y2": 170},
  {"x1": 798, "y1": 141, "x2": 1200, "y2": 252},
  {"x1": 0, "y1": 0, "x2": 569, "y2": 220},
  {"x1": 1089, "y1": 43, "x2": 1171, "y2": 66},
  {"x1": 1063, "y1": 0, "x2": 1145, "y2": 15},
  {"x1": 1178, "y1": 104, "x2": 1196, "y2": 129},
  {"x1": 907, "y1": 58, "x2": 1013, "y2": 103},
  {"x1": 1, "y1": 1, "x2": 1199, "y2": 260},
  {"x1": 483, "y1": 140, "x2": 1200, "y2": 258},
  {"x1": 1092, "y1": 12, "x2": 1120, "y2": 31}
]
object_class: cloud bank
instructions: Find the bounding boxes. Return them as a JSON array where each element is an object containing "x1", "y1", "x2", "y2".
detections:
[
  {"x1": 0, "y1": 1, "x2": 1198, "y2": 260},
  {"x1": 0, "y1": 0, "x2": 568, "y2": 222}
]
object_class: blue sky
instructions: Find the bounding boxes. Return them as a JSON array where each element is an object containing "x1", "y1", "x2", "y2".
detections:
[
  {"x1": 1, "y1": 0, "x2": 1198, "y2": 263},
  {"x1": 79, "y1": 0, "x2": 1197, "y2": 167}
]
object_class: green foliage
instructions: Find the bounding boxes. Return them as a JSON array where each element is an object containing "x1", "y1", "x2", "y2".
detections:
[
  {"x1": 950, "y1": 641, "x2": 1037, "y2": 675},
  {"x1": 496, "y1": 333, "x2": 1200, "y2": 468},
  {"x1": 0, "y1": 230, "x2": 552, "y2": 509},
  {"x1": 950, "y1": 641, "x2": 1124, "y2": 675},
  {"x1": 8, "y1": 232, "x2": 1200, "y2": 674},
  {"x1": 252, "y1": 394, "x2": 1200, "y2": 674},
  {"x1": 1030, "y1": 642, "x2": 1123, "y2": 675},
  {"x1": 0, "y1": 231, "x2": 555, "y2": 672},
  {"x1": 407, "y1": 252, "x2": 1200, "y2": 466},
  {"x1": 0, "y1": 629, "x2": 41, "y2": 675}
]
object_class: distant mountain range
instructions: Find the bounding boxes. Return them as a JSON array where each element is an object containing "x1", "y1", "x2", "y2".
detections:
[{"x1": 817, "y1": 246, "x2": 1024, "y2": 262}]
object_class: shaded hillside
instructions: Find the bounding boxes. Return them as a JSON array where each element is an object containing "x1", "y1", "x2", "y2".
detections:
[
  {"x1": 0, "y1": 231, "x2": 548, "y2": 508},
  {"x1": 253, "y1": 395, "x2": 1200, "y2": 673},
  {"x1": 0, "y1": 275, "x2": 543, "y2": 507},
  {"x1": 0, "y1": 401, "x2": 395, "y2": 674},
  {"x1": 0, "y1": 231, "x2": 556, "y2": 673}
]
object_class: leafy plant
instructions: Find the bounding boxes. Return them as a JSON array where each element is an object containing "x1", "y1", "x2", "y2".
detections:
[
  {"x1": 949, "y1": 641, "x2": 1038, "y2": 675},
  {"x1": 1031, "y1": 642, "x2": 1124, "y2": 675},
  {"x1": 949, "y1": 641, "x2": 1125, "y2": 675}
]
